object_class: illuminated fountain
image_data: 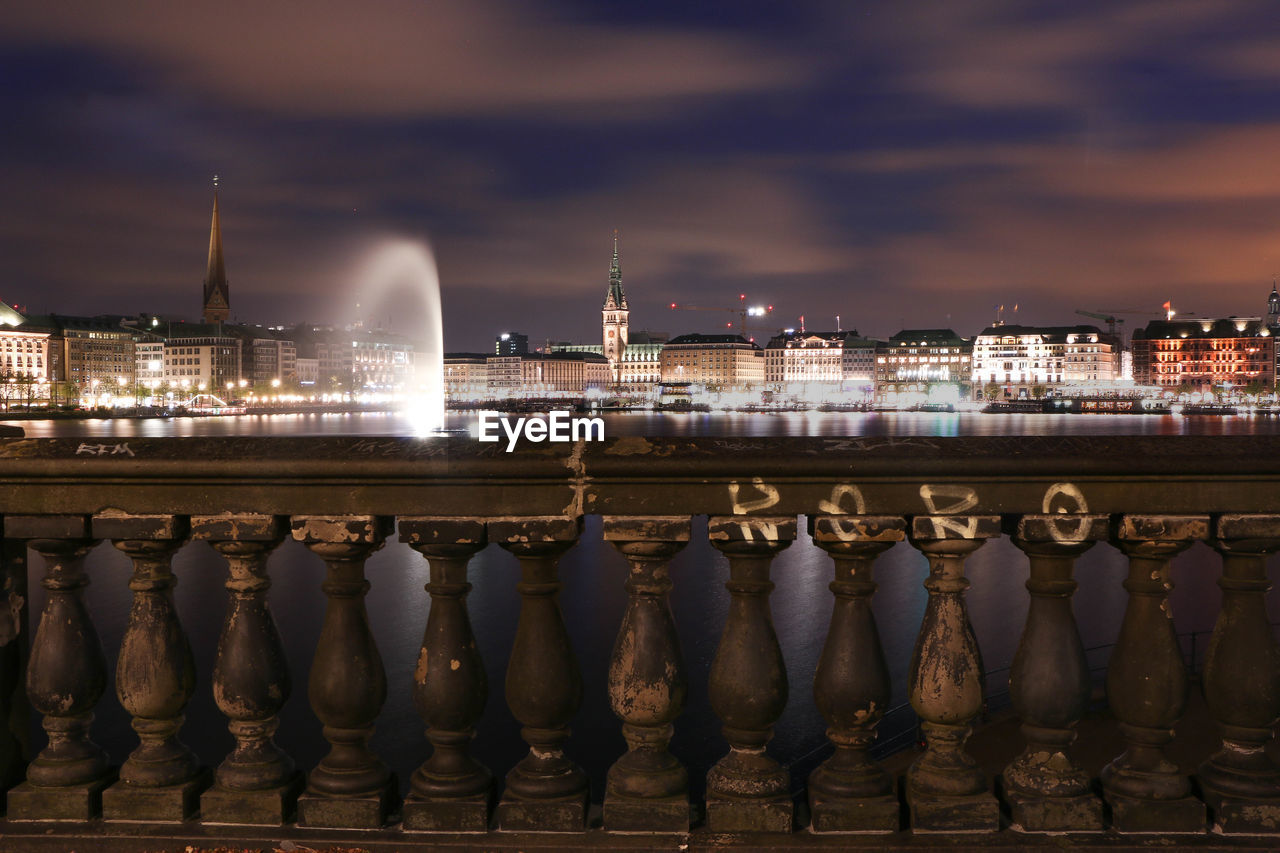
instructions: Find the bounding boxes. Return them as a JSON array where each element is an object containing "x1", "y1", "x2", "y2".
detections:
[{"x1": 348, "y1": 238, "x2": 445, "y2": 435}]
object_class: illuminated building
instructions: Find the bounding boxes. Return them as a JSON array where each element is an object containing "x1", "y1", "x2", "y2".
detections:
[
  {"x1": 875, "y1": 329, "x2": 971, "y2": 402},
  {"x1": 555, "y1": 331, "x2": 665, "y2": 396},
  {"x1": 444, "y1": 353, "x2": 490, "y2": 399},
  {"x1": 161, "y1": 324, "x2": 242, "y2": 391},
  {"x1": 224, "y1": 325, "x2": 298, "y2": 387},
  {"x1": 484, "y1": 351, "x2": 610, "y2": 395},
  {"x1": 0, "y1": 305, "x2": 50, "y2": 383},
  {"x1": 26, "y1": 314, "x2": 136, "y2": 394},
  {"x1": 764, "y1": 331, "x2": 880, "y2": 399},
  {"x1": 495, "y1": 332, "x2": 529, "y2": 356},
  {"x1": 660, "y1": 333, "x2": 764, "y2": 390},
  {"x1": 971, "y1": 324, "x2": 1119, "y2": 398},
  {"x1": 1132, "y1": 317, "x2": 1274, "y2": 392}
]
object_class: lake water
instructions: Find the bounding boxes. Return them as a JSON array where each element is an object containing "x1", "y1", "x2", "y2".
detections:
[{"x1": 11, "y1": 410, "x2": 1280, "y2": 801}]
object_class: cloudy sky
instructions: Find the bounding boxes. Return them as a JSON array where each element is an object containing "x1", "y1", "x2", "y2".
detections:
[{"x1": 4, "y1": 1, "x2": 1280, "y2": 348}]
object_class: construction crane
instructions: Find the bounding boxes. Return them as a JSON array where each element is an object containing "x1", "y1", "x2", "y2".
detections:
[
  {"x1": 1076, "y1": 307, "x2": 1188, "y2": 335},
  {"x1": 669, "y1": 294, "x2": 774, "y2": 338}
]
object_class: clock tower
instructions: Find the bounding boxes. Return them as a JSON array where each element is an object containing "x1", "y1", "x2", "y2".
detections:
[{"x1": 602, "y1": 230, "x2": 629, "y2": 373}]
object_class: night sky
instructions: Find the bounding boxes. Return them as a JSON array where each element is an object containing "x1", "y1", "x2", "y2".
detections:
[{"x1": 5, "y1": 1, "x2": 1280, "y2": 349}]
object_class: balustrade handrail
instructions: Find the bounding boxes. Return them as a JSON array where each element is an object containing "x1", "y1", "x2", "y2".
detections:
[
  {"x1": 3, "y1": 434, "x2": 1280, "y2": 517},
  {"x1": 2, "y1": 434, "x2": 1280, "y2": 848}
]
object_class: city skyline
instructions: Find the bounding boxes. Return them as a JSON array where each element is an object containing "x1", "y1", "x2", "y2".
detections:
[{"x1": 4, "y1": 2, "x2": 1280, "y2": 349}]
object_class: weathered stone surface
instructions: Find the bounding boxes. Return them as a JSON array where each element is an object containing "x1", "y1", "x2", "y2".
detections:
[
  {"x1": 5, "y1": 515, "x2": 92, "y2": 540},
  {"x1": 1001, "y1": 781, "x2": 1102, "y2": 832},
  {"x1": 809, "y1": 789, "x2": 899, "y2": 833},
  {"x1": 489, "y1": 516, "x2": 582, "y2": 544},
  {"x1": 191, "y1": 514, "x2": 289, "y2": 542},
  {"x1": 705, "y1": 522, "x2": 793, "y2": 833},
  {"x1": 705, "y1": 795, "x2": 793, "y2": 833},
  {"x1": 91, "y1": 513, "x2": 188, "y2": 541},
  {"x1": 807, "y1": 528, "x2": 900, "y2": 834},
  {"x1": 24, "y1": 537, "x2": 110, "y2": 799},
  {"x1": 810, "y1": 515, "x2": 906, "y2": 544},
  {"x1": 602, "y1": 794, "x2": 689, "y2": 833},
  {"x1": 402, "y1": 791, "x2": 492, "y2": 832},
  {"x1": 291, "y1": 514, "x2": 394, "y2": 545},
  {"x1": 1115, "y1": 514, "x2": 1209, "y2": 542},
  {"x1": 906, "y1": 788, "x2": 1001, "y2": 832},
  {"x1": 1204, "y1": 794, "x2": 1280, "y2": 834},
  {"x1": 910, "y1": 515, "x2": 1001, "y2": 541},
  {"x1": 296, "y1": 778, "x2": 397, "y2": 829},
  {"x1": 1103, "y1": 522, "x2": 1201, "y2": 819},
  {"x1": 1002, "y1": 530, "x2": 1101, "y2": 830},
  {"x1": 101, "y1": 767, "x2": 210, "y2": 822},
  {"x1": 601, "y1": 515, "x2": 690, "y2": 543},
  {"x1": 200, "y1": 773, "x2": 303, "y2": 825},
  {"x1": 7, "y1": 775, "x2": 114, "y2": 821},
  {"x1": 1014, "y1": 513, "x2": 1108, "y2": 545},
  {"x1": 293, "y1": 518, "x2": 393, "y2": 828},
  {"x1": 495, "y1": 521, "x2": 588, "y2": 832},
  {"x1": 1107, "y1": 791, "x2": 1205, "y2": 833},
  {"x1": 707, "y1": 515, "x2": 797, "y2": 543},
  {"x1": 398, "y1": 517, "x2": 486, "y2": 546},
  {"x1": 401, "y1": 526, "x2": 493, "y2": 820},
  {"x1": 603, "y1": 518, "x2": 689, "y2": 833},
  {"x1": 111, "y1": 535, "x2": 200, "y2": 791},
  {"x1": 496, "y1": 792, "x2": 588, "y2": 832},
  {"x1": 904, "y1": 535, "x2": 993, "y2": 827},
  {"x1": 1199, "y1": 520, "x2": 1280, "y2": 824}
]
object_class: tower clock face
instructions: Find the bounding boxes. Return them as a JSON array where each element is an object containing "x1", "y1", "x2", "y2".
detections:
[{"x1": 608, "y1": 330, "x2": 615, "y2": 338}]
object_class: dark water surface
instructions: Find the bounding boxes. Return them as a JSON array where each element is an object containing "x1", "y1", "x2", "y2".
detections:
[
  {"x1": 14, "y1": 411, "x2": 1280, "y2": 800},
  {"x1": 12, "y1": 408, "x2": 1280, "y2": 438}
]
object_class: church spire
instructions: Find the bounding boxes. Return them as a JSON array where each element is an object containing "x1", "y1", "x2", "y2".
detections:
[
  {"x1": 202, "y1": 175, "x2": 230, "y2": 324},
  {"x1": 604, "y1": 229, "x2": 626, "y2": 310}
]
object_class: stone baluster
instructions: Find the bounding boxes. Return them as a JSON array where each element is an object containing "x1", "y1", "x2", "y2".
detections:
[
  {"x1": 93, "y1": 514, "x2": 208, "y2": 821},
  {"x1": 1002, "y1": 513, "x2": 1108, "y2": 831},
  {"x1": 601, "y1": 516, "x2": 691, "y2": 833},
  {"x1": 904, "y1": 514, "x2": 1001, "y2": 832},
  {"x1": 192, "y1": 514, "x2": 302, "y2": 826},
  {"x1": 705, "y1": 516, "x2": 796, "y2": 833},
  {"x1": 1198, "y1": 515, "x2": 1280, "y2": 833},
  {"x1": 398, "y1": 518, "x2": 492, "y2": 832},
  {"x1": 1102, "y1": 514, "x2": 1208, "y2": 833},
  {"x1": 292, "y1": 515, "x2": 396, "y2": 828},
  {"x1": 490, "y1": 517, "x2": 588, "y2": 832},
  {"x1": 807, "y1": 515, "x2": 906, "y2": 833},
  {"x1": 4, "y1": 515, "x2": 111, "y2": 820},
  {"x1": 0, "y1": 538, "x2": 29, "y2": 794}
]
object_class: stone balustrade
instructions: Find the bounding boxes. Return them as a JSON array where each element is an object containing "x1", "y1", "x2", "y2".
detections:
[{"x1": 0, "y1": 434, "x2": 1279, "y2": 850}]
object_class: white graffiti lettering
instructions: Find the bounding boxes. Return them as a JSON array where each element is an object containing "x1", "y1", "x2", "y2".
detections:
[{"x1": 728, "y1": 477, "x2": 780, "y2": 515}]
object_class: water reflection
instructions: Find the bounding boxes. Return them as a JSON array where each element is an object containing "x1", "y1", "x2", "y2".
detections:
[{"x1": 10, "y1": 409, "x2": 1280, "y2": 438}]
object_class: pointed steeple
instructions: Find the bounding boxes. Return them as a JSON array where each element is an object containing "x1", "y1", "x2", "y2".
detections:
[
  {"x1": 202, "y1": 175, "x2": 230, "y2": 324},
  {"x1": 604, "y1": 229, "x2": 626, "y2": 310}
]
